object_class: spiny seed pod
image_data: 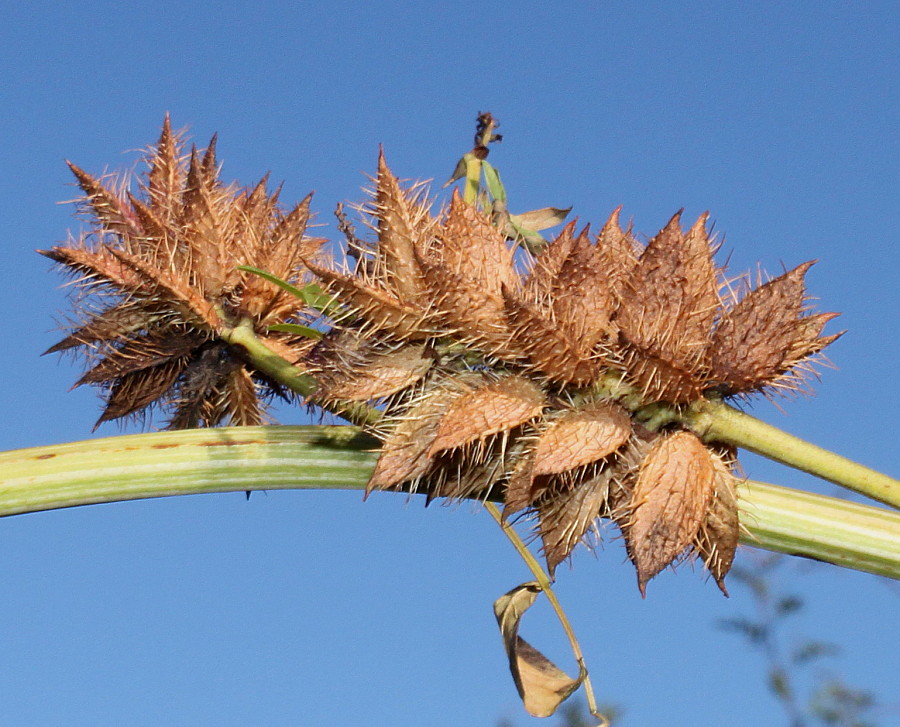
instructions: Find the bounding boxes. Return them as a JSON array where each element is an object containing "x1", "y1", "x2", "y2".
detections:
[
  {"x1": 42, "y1": 117, "x2": 323, "y2": 428},
  {"x1": 309, "y1": 156, "x2": 840, "y2": 593}
]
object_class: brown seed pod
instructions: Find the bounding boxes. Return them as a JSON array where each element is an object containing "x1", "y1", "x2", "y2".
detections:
[
  {"x1": 624, "y1": 430, "x2": 717, "y2": 596},
  {"x1": 43, "y1": 116, "x2": 322, "y2": 428}
]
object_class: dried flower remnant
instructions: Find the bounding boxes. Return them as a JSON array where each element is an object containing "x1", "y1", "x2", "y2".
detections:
[
  {"x1": 310, "y1": 154, "x2": 839, "y2": 594},
  {"x1": 43, "y1": 116, "x2": 323, "y2": 428}
]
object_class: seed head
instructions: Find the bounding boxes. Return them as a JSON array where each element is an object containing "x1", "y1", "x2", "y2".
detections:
[
  {"x1": 43, "y1": 116, "x2": 323, "y2": 428},
  {"x1": 309, "y1": 156, "x2": 840, "y2": 592}
]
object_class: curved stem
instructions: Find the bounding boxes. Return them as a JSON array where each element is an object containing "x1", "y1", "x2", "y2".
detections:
[
  {"x1": 686, "y1": 398, "x2": 900, "y2": 509},
  {"x1": 220, "y1": 318, "x2": 320, "y2": 397},
  {"x1": 219, "y1": 319, "x2": 382, "y2": 427},
  {"x1": 485, "y1": 503, "x2": 607, "y2": 726},
  {"x1": 1, "y1": 427, "x2": 897, "y2": 579}
]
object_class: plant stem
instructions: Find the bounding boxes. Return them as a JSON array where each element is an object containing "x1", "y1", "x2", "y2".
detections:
[
  {"x1": 2, "y1": 427, "x2": 897, "y2": 579},
  {"x1": 219, "y1": 319, "x2": 382, "y2": 427},
  {"x1": 686, "y1": 398, "x2": 900, "y2": 509},
  {"x1": 208, "y1": 324, "x2": 900, "y2": 512},
  {"x1": 739, "y1": 480, "x2": 900, "y2": 575},
  {"x1": 485, "y1": 503, "x2": 607, "y2": 726},
  {"x1": 220, "y1": 319, "x2": 319, "y2": 397},
  {"x1": 463, "y1": 152, "x2": 482, "y2": 204}
]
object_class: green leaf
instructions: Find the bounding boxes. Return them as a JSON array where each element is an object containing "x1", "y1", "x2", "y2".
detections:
[
  {"x1": 238, "y1": 265, "x2": 346, "y2": 319},
  {"x1": 481, "y1": 161, "x2": 507, "y2": 203},
  {"x1": 267, "y1": 323, "x2": 323, "y2": 339},
  {"x1": 442, "y1": 155, "x2": 468, "y2": 188}
]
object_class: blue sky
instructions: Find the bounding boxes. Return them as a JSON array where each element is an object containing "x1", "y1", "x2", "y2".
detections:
[{"x1": 1, "y1": 2, "x2": 898, "y2": 725}]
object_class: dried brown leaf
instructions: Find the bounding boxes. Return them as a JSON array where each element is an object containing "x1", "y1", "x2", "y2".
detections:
[
  {"x1": 312, "y1": 333, "x2": 434, "y2": 402},
  {"x1": 550, "y1": 226, "x2": 616, "y2": 354},
  {"x1": 223, "y1": 366, "x2": 264, "y2": 427},
  {"x1": 419, "y1": 255, "x2": 514, "y2": 352},
  {"x1": 510, "y1": 206, "x2": 572, "y2": 233},
  {"x1": 502, "y1": 289, "x2": 598, "y2": 385},
  {"x1": 67, "y1": 162, "x2": 140, "y2": 239},
  {"x1": 437, "y1": 191, "x2": 518, "y2": 292},
  {"x1": 538, "y1": 468, "x2": 614, "y2": 574},
  {"x1": 493, "y1": 582, "x2": 583, "y2": 718},
  {"x1": 44, "y1": 302, "x2": 153, "y2": 354},
  {"x1": 617, "y1": 212, "x2": 720, "y2": 402},
  {"x1": 96, "y1": 359, "x2": 187, "y2": 426},
  {"x1": 305, "y1": 260, "x2": 434, "y2": 339},
  {"x1": 39, "y1": 246, "x2": 145, "y2": 291},
  {"x1": 147, "y1": 114, "x2": 184, "y2": 215},
  {"x1": 76, "y1": 332, "x2": 201, "y2": 385},
  {"x1": 367, "y1": 380, "x2": 472, "y2": 493},
  {"x1": 524, "y1": 222, "x2": 580, "y2": 307},
  {"x1": 370, "y1": 151, "x2": 434, "y2": 301}
]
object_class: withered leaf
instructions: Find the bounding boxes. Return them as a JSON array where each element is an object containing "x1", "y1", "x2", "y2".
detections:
[
  {"x1": 76, "y1": 332, "x2": 201, "y2": 386},
  {"x1": 419, "y1": 255, "x2": 514, "y2": 353},
  {"x1": 428, "y1": 376, "x2": 545, "y2": 456},
  {"x1": 594, "y1": 207, "x2": 640, "y2": 297},
  {"x1": 311, "y1": 332, "x2": 434, "y2": 402},
  {"x1": 509, "y1": 206, "x2": 572, "y2": 233},
  {"x1": 502, "y1": 289, "x2": 598, "y2": 385},
  {"x1": 48, "y1": 119, "x2": 323, "y2": 428},
  {"x1": 370, "y1": 150, "x2": 434, "y2": 301},
  {"x1": 532, "y1": 402, "x2": 632, "y2": 476},
  {"x1": 550, "y1": 226, "x2": 616, "y2": 355},
  {"x1": 523, "y1": 222, "x2": 580, "y2": 307},
  {"x1": 626, "y1": 430, "x2": 716, "y2": 595},
  {"x1": 437, "y1": 191, "x2": 518, "y2": 291},
  {"x1": 305, "y1": 260, "x2": 434, "y2": 339},
  {"x1": 493, "y1": 582, "x2": 584, "y2": 718}
]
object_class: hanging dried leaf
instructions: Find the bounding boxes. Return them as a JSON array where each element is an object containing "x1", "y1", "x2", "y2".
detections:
[
  {"x1": 493, "y1": 582, "x2": 584, "y2": 718},
  {"x1": 626, "y1": 430, "x2": 716, "y2": 595},
  {"x1": 428, "y1": 376, "x2": 545, "y2": 456}
]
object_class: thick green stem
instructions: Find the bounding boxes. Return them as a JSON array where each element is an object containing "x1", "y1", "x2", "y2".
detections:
[
  {"x1": 1, "y1": 427, "x2": 897, "y2": 579},
  {"x1": 739, "y1": 480, "x2": 900, "y2": 576},
  {"x1": 686, "y1": 398, "x2": 900, "y2": 509}
]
